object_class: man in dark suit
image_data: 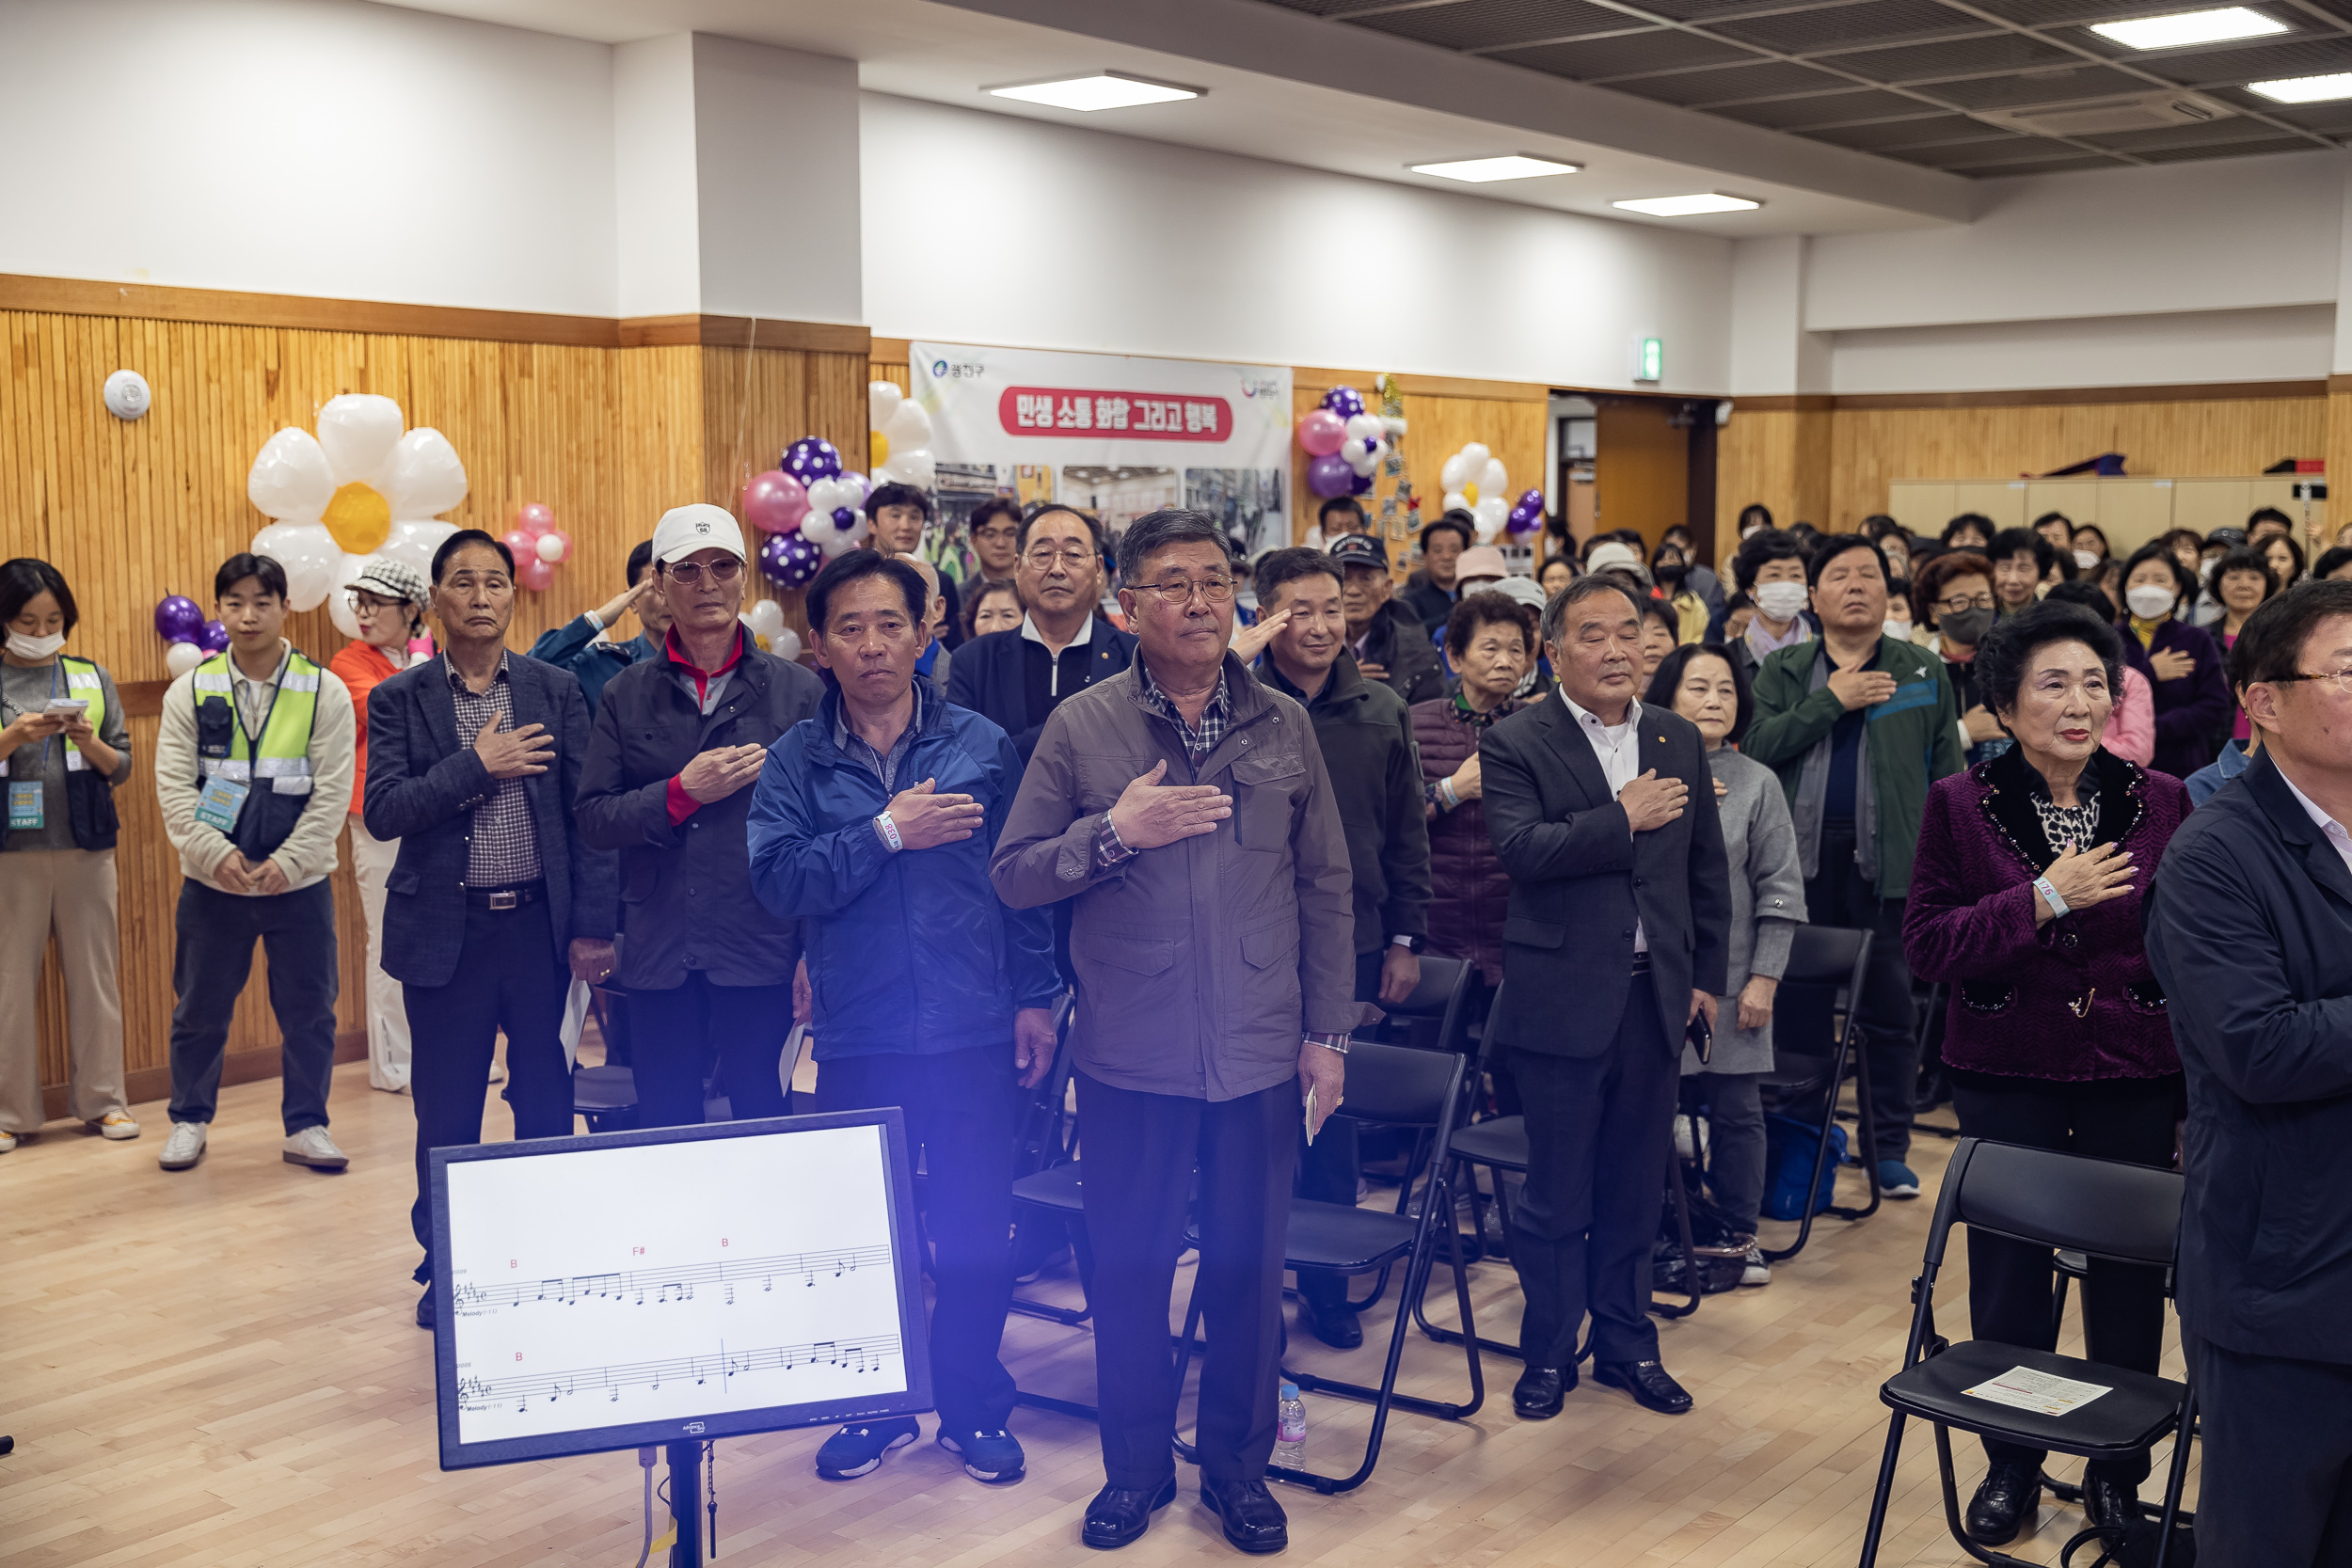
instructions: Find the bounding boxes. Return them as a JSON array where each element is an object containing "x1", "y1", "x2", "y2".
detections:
[
  {"x1": 946, "y1": 502, "x2": 1136, "y2": 765},
  {"x1": 363, "y1": 529, "x2": 616, "y2": 1329},
  {"x1": 2145, "y1": 579, "x2": 2352, "y2": 1565},
  {"x1": 1481, "y1": 575, "x2": 1730, "y2": 1419}
]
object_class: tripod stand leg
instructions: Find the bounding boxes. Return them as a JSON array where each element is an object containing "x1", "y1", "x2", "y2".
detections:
[{"x1": 666, "y1": 1440, "x2": 702, "y2": 1565}]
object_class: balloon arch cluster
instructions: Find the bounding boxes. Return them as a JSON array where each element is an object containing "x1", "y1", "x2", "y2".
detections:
[{"x1": 1295, "y1": 386, "x2": 1395, "y2": 500}]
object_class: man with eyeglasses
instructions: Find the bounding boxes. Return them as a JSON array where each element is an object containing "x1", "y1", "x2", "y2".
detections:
[
  {"x1": 575, "y1": 504, "x2": 822, "y2": 1129},
  {"x1": 947, "y1": 503, "x2": 1137, "y2": 767},
  {"x1": 965, "y1": 497, "x2": 1024, "y2": 593},
  {"x1": 993, "y1": 509, "x2": 1357, "y2": 1555},
  {"x1": 2146, "y1": 579, "x2": 2352, "y2": 1565}
]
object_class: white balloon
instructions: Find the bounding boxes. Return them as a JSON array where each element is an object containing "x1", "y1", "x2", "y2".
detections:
[
  {"x1": 1473, "y1": 496, "x2": 1509, "y2": 542},
  {"x1": 745, "y1": 598, "x2": 786, "y2": 640},
  {"x1": 1346, "y1": 446, "x2": 1380, "y2": 478},
  {"x1": 381, "y1": 428, "x2": 469, "y2": 519},
  {"x1": 535, "y1": 532, "x2": 566, "y2": 563},
  {"x1": 381, "y1": 519, "x2": 454, "y2": 575},
  {"x1": 771, "y1": 626, "x2": 802, "y2": 662},
  {"x1": 326, "y1": 554, "x2": 380, "y2": 640},
  {"x1": 882, "y1": 449, "x2": 936, "y2": 490},
  {"x1": 1439, "y1": 454, "x2": 1470, "y2": 493},
  {"x1": 165, "y1": 640, "x2": 204, "y2": 677},
  {"x1": 804, "y1": 477, "x2": 844, "y2": 515},
  {"x1": 1478, "y1": 458, "x2": 1509, "y2": 497},
  {"x1": 314, "y1": 393, "x2": 405, "y2": 487},
  {"x1": 815, "y1": 515, "x2": 867, "y2": 557},
  {"x1": 1442, "y1": 490, "x2": 1470, "y2": 515},
  {"x1": 882, "y1": 399, "x2": 932, "y2": 451},
  {"x1": 251, "y1": 520, "x2": 342, "y2": 611},
  {"x1": 1461, "y1": 442, "x2": 1491, "y2": 468},
  {"x1": 868, "y1": 380, "x2": 904, "y2": 430},
  {"x1": 1343, "y1": 412, "x2": 1384, "y2": 444},
  {"x1": 247, "y1": 428, "x2": 335, "y2": 519}
]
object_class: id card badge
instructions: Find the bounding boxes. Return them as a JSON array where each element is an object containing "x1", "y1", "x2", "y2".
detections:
[
  {"x1": 194, "y1": 774, "x2": 249, "y2": 834},
  {"x1": 7, "y1": 780, "x2": 41, "y2": 831}
]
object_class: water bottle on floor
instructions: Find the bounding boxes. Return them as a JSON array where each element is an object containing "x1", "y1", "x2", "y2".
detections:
[{"x1": 1275, "y1": 1381, "x2": 1306, "y2": 1468}]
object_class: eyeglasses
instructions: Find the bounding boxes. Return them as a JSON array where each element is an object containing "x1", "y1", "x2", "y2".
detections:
[
  {"x1": 1023, "y1": 546, "x2": 1094, "y2": 568},
  {"x1": 1933, "y1": 593, "x2": 1995, "y2": 613},
  {"x1": 1137, "y1": 576, "x2": 1235, "y2": 606},
  {"x1": 665, "y1": 558, "x2": 744, "y2": 586},
  {"x1": 2273, "y1": 668, "x2": 2352, "y2": 695}
]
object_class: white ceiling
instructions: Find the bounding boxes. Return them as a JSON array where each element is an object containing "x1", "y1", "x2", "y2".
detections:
[{"x1": 375, "y1": 0, "x2": 1973, "y2": 234}]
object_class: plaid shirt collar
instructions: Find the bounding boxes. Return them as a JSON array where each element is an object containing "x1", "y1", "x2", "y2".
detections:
[
  {"x1": 1136, "y1": 657, "x2": 1230, "y2": 761},
  {"x1": 444, "y1": 648, "x2": 512, "y2": 689}
]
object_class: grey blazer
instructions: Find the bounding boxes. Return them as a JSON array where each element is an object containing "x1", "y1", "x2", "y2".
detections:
[{"x1": 1683, "y1": 745, "x2": 1806, "y2": 1076}]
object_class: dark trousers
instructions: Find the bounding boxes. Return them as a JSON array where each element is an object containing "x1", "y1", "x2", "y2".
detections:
[
  {"x1": 1294, "y1": 948, "x2": 1380, "y2": 1310},
  {"x1": 167, "y1": 879, "x2": 339, "y2": 1133},
  {"x1": 405, "y1": 898, "x2": 571, "y2": 1283},
  {"x1": 1681, "y1": 1070, "x2": 1765, "y2": 1236},
  {"x1": 2184, "y1": 1330, "x2": 2352, "y2": 1566},
  {"x1": 1077, "y1": 1069, "x2": 1295, "y2": 1488},
  {"x1": 1950, "y1": 1073, "x2": 2178, "y2": 1485},
  {"x1": 630, "y1": 973, "x2": 793, "y2": 1129},
  {"x1": 1798, "y1": 823, "x2": 1916, "y2": 1164},
  {"x1": 818, "y1": 1046, "x2": 1018, "y2": 1433},
  {"x1": 1511, "y1": 977, "x2": 1677, "y2": 1367}
]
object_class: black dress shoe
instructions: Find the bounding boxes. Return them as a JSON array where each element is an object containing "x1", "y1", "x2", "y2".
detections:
[
  {"x1": 1297, "y1": 1294, "x2": 1363, "y2": 1350},
  {"x1": 1592, "y1": 1359, "x2": 1692, "y2": 1415},
  {"x1": 1512, "y1": 1364, "x2": 1575, "y2": 1418},
  {"x1": 2083, "y1": 1472, "x2": 2141, "y2": 1532},
  {"x1": 1200, "y1": 1478, "x2": 1289, "y2": 1555},
  {"x1": 1081, "y1": 1476, "x2": 1177, "y2": 1549},
  {"x1": 1964, "y1": 1460, "x2": 2042, "y2": 1545},
  {"x1": 415, "y1": 1289, "x2": 435, "y2": 1330}
]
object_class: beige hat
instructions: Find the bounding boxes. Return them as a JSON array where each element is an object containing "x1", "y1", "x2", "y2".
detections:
[
  {"x1": 652, "y1": 503, "x2": 746, "y2": 564},
  {"x1": 1583, "y1": 541, "x2": 1645, "y2": 576},
  {"x1": 1454, "y1": 545, "x2": 1509, "y2": 583}
]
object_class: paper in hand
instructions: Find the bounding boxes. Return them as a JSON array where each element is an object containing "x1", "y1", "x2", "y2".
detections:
[{"x1": 1304, "y1": 1085, "x2": 1317, "y2": 1146}]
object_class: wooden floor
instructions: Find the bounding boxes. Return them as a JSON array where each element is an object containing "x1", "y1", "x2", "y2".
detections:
[{"x1": 1, "y1": 1061, "x2": 2197, "y2": 1567}]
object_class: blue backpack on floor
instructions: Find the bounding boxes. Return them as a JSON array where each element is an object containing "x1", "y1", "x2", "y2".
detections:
[{"x1": 1761, "y1": 1113, "x2": 1847, "y2": 1221}]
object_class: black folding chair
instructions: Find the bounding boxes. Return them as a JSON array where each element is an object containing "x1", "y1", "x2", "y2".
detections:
[
  {"x1": 1757, "y1": 924, "x2": 1883, "y2": 1263},
  {"x1": 1174, "y1": 1042, "x2": 1482, "y2": 1495},
  {"x1": 1008, "y1": 997, "x2": 1089, "y2": 1328},
  {"x1": 1855, "y1": 1138, "x2": 2194, "y2": 1568}
]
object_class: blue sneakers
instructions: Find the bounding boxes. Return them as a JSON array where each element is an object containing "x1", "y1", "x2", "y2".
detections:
[
  {"x1": 1878, "y1": 1160, "x2": 1922, "y2": 1199},
  {"x1": 814, "y1": 1418, "x2": 919, "y2": 1480},
  {"x1": 936, "y1": 1428, "x2": 1026, "y2": 1484}
]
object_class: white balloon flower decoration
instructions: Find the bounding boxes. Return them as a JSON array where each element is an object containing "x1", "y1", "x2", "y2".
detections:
[
  {"x1": 246, "y1": 393, "x2": 468, "y2": 625},
  {"x1": 868, "y1": 381, "x2": 936, "y2": 492},
  {"x1": 1438, "y1": 442, "x2": 1511, "y2": 543}
]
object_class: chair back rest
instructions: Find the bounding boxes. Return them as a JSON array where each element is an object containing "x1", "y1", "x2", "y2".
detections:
[
  {"x1": 1334, "y1": 1041, "x2": 1466, "y2": 1159},
  {"x1": 1355, "y1": 953, "x2": 1471, "y2": 1053},
  {"x1": 1940, "y1": 1137, "x2": 2184, "y2": 1270},
  {"x1": 1014, "y1": 992, "x2": 1078, "y2": 1173},
  {"x1": 1780, "y1": 924, "x2": 1871, "y2": 987}
]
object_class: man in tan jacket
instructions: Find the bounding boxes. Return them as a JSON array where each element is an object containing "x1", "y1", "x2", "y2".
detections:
[{"x1": 993, "y1": 509, "x2": 1357, "y2": 1556}]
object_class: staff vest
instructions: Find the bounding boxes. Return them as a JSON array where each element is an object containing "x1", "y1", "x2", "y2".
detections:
[
  {"x1": 192, "y1": 648, "x2": 324, "y2": 862},
  {"x1": 0, "y1": 654, "x2": 119, "y2": 851}
]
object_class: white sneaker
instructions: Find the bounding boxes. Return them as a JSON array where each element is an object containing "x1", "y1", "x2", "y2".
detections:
[
  {"x1": 282, "y1": 1126, "x2": 350, "y2": 1170},
  {"x1": 0, "y1": 1131, "x2": 17, "y2": 1153},
  {"x1": 159, "y1": 1121, "x2": 208, "y2": 1170},
  {"x1": 91, "y1": 1111, "x2": 141, "y2": 1141},
  {"x1": 1740, "y1": 1241, "x2": 1772, "y2": 1288}
]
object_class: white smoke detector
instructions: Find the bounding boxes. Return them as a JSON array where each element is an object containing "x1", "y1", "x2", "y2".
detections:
[{"x1": 103, "y1": 370, "x2": 151, "y2": 421}]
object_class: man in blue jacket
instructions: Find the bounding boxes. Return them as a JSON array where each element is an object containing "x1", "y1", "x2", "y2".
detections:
[{"x1": 746, "y1": 549, "x2": 1060, "y2": 1491}]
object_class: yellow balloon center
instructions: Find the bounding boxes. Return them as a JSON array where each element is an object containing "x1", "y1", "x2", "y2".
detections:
[
  {"x1": 870, "y1": 431, "x2": 891, "y2": 468},
  {"x1": 1463, "y1": 483, "x2": 1480, "y2": 506},
  {"x1": 322, "y1": 482, "x2": 392, "y2": 554}
]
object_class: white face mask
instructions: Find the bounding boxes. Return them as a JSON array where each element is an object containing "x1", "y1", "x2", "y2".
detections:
[
  {"x1": 1753, "y1": 581, "x2": 1810, "y2": 623},
  {"x1": 2125, "y1": 584, "x2": 2177, "y2": 621},
  {"x1": 1883, "y1": 618, "x2": 1912, "y2": 641},
  {"x1": 2074, "y1": 549, "x2": 2100, "y2": 571},
  {"x1": 6, "y1": 629, "x2": 65, "y2": 660}
]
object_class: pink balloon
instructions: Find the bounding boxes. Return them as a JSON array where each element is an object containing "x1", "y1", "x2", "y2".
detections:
[
  {"x1": 1296, "y1": 409, "x2": 1346, "y2": 457},
  {"x1": 501, "y1": 529, "x2": 534, "y2": 562},
  {"x1": 742, "y1": 469, "x2": 810, "y2": 534},
  {"x1": 516, "y1": 555, "x2": 556, "y2": 592},
  {"x1": 516, "y1": 502, "x2": 557, "y2": 537}
]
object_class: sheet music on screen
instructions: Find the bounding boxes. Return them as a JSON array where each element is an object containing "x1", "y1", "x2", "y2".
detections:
[{"x1": 443, "y1": 1121, "x2": 910, "y2": 1449}]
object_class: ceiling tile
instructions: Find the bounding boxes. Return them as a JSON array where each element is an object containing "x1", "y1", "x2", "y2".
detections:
[
  {"x1": 1609, "y1": 57, "x2": 1863, "y2": 100},
  {"x1": 2134, "y1": 134, "x2": 2326, "y2": 158},
  {"x1": 1497, "y1": 29, "x2": 1763, "y2": 78},
  {"x1": 1708, "y1": 87, "x2": 1939, "y2": 124},
  {"x1": 1924, "y1": 61, "x2": 2149, "y2": 106},
  {"x1": 1346, "y1": 0, "x2": 1649, "y2": 52},
  {"x1": 1799, "y1": 111, "x2": 2022, "y2": 147},
  {"x1": 1709, "y1": 0, "x2": 1994, "y2": 55},
  {"x1": 1962, "y1": 0, "x2": 2198, "y2": 25},
  {"x1": 1942, "y1": 150, "x2": 2133, "y2": 172},
  {"x1": 2155, "y1": 38, "x2": 2352, "y2": 85},
  {"x1": 1816, "y1": 32, "x2": 2080, "y2": 79}
]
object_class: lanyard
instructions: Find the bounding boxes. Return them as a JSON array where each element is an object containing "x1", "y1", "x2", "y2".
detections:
[{"x1": 232, "y1": 649, "x2": 289, "y2": 760}]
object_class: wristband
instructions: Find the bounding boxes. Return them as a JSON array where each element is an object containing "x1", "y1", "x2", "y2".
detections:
[
  {"x1": 875, "y1": 811, "x2": 903, "y2": 853},
  {"x1": 1437, "y1": 777, "x2": 1460, "y2": 812},
  {"x1": 2033, "y1": 875, "x2": 2069, "y2": 918}
]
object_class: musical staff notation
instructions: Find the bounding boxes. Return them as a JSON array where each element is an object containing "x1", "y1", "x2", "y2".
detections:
[
  {"x1": 450, "y1": 1244, "x2": 891, "y2": 1310},
  {"x1": 455, "y1": 1334, "x2": 902, "y2": 1412}
]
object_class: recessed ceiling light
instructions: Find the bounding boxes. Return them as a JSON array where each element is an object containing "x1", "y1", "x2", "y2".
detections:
[
  {"x1": 1612, "y1": 194, "x2": 1762, "y2": 216},
  {"x1": 987, "y1": 71, "x2": 1201, "y2": 111},
  {"x1": 1408, "y1": 154, "x2": 1581, "y2": 182},
  {"x1": 2249, "y1": 71, "x2": 2352, "y2": 101},
  {"x1": 2090, "y1": 7, "x2": 2286, "y2": 49}
]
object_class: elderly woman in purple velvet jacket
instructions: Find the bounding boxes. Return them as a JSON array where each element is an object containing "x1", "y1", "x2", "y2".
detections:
[{"x1": 1902, "y1": 599, "x2": 2190, "y2": 1550}]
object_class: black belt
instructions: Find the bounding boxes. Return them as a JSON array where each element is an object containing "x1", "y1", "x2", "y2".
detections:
[
  {"x1": 465, "y1": 880, "x2": 546, "y2": 911},
  {"x1": 1630, "y1": 953, "x2": 1652, "y2": 975}
]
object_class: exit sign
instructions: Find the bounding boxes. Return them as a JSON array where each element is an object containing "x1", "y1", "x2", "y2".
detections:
[{"x1": 1634, "y1": 337, "x2": 1663, "y2": 383}]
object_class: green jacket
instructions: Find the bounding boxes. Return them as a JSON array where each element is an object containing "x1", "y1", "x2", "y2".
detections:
[{"x1": 1742, "y1": 636, "x2": 1962, "y2": 899}]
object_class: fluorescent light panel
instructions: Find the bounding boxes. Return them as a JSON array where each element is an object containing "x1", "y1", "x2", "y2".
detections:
[
  {"x1": 2090, "y1": 6, "x2": 2285, "y2": 49},
  {"x1": 1613, "y1": 194, "x2": 1762, "y2": 216},
  {"x1": 988, "y1": 71, "x2": 1200, "y2": 111},
  {"x1": 1409, "y1": 154, "x2": 1580, "y2": 182},
  {"x1": 2249, "y1": 71, "x2": 2352, "y2": 101}
]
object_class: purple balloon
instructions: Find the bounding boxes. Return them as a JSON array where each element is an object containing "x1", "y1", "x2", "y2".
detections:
[
  {"x1": 198, "y1": 619, "x2": 230, "y2": 653},
  {"x1": 1506, "y1": 504, "x2": 1543, "y2": 535},
  {"x1": 757, "y1": 533, "x2": 796, "y2": 585},
  {"x1": 832, "y1": 506, "x2": 857, "y2": 531},
  {"x1": 780, "y1": 436, "x2": 842, "y2": 487},
  {"x1": 1320, "y1": 386, "x2": 1365, "y2": 420},
  {"x1": 154, "y1": 594, "x2": 203, "y2": 641},
  {"x1": 1307, "y1": 453, "x2": 1356, "y2": 499},
  {"x1": 1518, "y1": 488, "x2": 1546, "y2": 511},
  {"x1": 760, "y1": 531, "x2": 825, "y2": 587},
  {"x1": 1349, "y1": 469, "x2": 1374, "y2": 497}
]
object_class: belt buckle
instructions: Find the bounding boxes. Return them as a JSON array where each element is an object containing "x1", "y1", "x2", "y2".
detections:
[{"x1": 487, "y1": 890, "x2": 518, "y2": 911}]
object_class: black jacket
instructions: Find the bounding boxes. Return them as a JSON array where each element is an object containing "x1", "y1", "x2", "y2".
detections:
[
  {"x1": 1259, "y1": 653, "x2": 1430, "y2": 955},
  {"x1": 946, "y1": 618, "x2": 1136, "y2": 765},
  {"x1": 1357, "y1": 600, "x2": 1446, "y2": 708},
  {"x1": 364, "y1": 653, "x2": 616, "y2": 989},
  {"x1": 1481, "y1": 695, "x2": 1731, "y2": 1057},
  {"x1": 1399, "y1": 571, "x2": 1455, "y2": 635},
  {"x1": 574, "y1": 634, "x2": 824, "y2": 990},
  {"x1": 2145, "y1": 748, "x2": 2352, "y2": 1363}
]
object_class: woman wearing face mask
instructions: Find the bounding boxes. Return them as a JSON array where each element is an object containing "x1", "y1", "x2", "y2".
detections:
[
  {"x1": 1736, "y1": 502, "x2": 1774, "y2": 540},
  {"x1": 0, "y1": 559, "x2": 137, "y2": 1152},
  {"x1": 2116, "y1": 541, "x2": 2231, "y2": 778},
  {"x1": 2070, "y1": 524, "x2": 2111, "y2": 578},
  {"x1": 1647, "y1": 642, "x2": 1804, "y2": 1288},
  {"x1": 1942, "y1": 513, "x2": 1994, "y2": 554},
  {"x1": 1902, "y1": 601, "x2": 2189, "y2": 1544},
  {"x1": 1650, "y1": 539, "x2": 1708, "y2": 644},
  {"x1": 330, "y1": 560, "x2": 436, "y2": 1095},
  {"x1": 1728, "y1": 529, "x2": 1812, "y2": 685},
  {"x1": 1915, "y1": 551, "x2": 2007, "y2": 765}
]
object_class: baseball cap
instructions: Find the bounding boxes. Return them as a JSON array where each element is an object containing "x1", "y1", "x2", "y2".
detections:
[
  {"x1": 1584, "y1": 541, "x2": 1648, "y2": 580},
  {"x1": 2204, "y1": 526, "x2": 2248, "y2": 547},
  {"x1": 349, "y1": 558, "x2": 428, "y2": 607},
  {"x1": 652, "y1": 503, "x2": 746, "y2": 564},
  {"x1": 1491, "y1": 576, "x2": 1549, "y2": 613},
  {"x1": 1454, "y1": 545, "x2": 1509, "y2": 583},
  {"x1": 1327, "y1": 534, "x2": 1390, "y2": 570}
]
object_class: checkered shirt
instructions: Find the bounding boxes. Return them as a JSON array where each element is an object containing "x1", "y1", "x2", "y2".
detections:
[{"x1": 447, "y1": 652, "x2": 544, "y2": 887}]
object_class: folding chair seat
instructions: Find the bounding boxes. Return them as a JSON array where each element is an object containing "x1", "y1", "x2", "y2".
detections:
[{"x1": 571, "y1": 1064, "x2": 637, "y2": 1133}]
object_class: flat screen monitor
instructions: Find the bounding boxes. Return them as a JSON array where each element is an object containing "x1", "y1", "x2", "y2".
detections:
[{"x1": 429, "y1": 1110, "x2": 931, "y2": 1471}]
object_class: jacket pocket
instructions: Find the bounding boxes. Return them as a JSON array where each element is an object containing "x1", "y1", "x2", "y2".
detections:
[
  {"x1": 1230, "y1": 753, "x2": 1302, "y2": 852},
  {"x1": 387, "y1": 865, "x2": 420, "y2": 896},
  {"x1": 1242, "y1": 921, "x2": 1299, "y2": 968},
  {"x1": 1959, "y1": 980, "x2": 2016, "y2": 1014},
  {"x1": 1503, "y1": 915, "x2": 1565, "y2": 950},
  {"x1": 2123, "y1": 977, "x2": 2168, "y2": 1013},
  {"x1": 1073, "y1": 931, "x2": 1176, "y2": 976}
]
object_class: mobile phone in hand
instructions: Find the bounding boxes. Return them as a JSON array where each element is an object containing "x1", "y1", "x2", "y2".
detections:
[
  {"x1": 1686, "y1": 1008, "x2": 1713, "y2": 1067},
  {"x1": 45, "y1": 698, "x2": 88, "y2": 715}
]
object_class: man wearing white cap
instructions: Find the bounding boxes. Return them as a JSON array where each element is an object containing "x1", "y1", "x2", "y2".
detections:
[{"x1": 576, "y1": 505, "x2": 823, "y2": 1129}]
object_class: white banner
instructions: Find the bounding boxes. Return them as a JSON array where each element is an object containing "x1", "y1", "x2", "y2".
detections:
[{"x1": 912, "y1": 342, "x2": 1294, "y2": 561}]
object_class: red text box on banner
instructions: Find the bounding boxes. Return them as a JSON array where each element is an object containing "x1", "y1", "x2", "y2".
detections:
[{"x1": 998, "y1": 388, "x2": 1233, "y2": 442}]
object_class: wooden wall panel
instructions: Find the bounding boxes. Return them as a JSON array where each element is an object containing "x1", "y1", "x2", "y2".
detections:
[{"x1": 1593, "y1": 399, "x2": 1690, "y2": 551}]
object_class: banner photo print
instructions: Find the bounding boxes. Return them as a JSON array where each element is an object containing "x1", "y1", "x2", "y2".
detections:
[{"x1": 912, "y1": 343, "x2": 1294, "y2": 561}]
